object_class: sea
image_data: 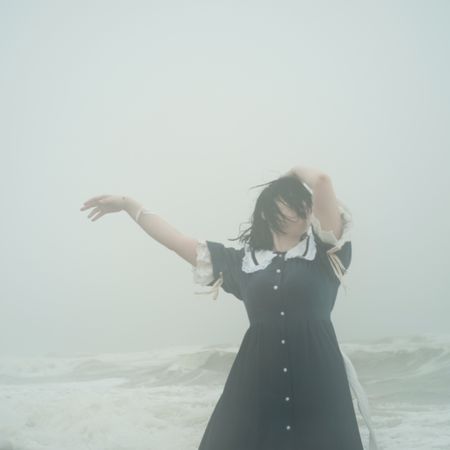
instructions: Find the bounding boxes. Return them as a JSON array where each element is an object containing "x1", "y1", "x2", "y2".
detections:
[{"x1": 0, "y1": 332, "x2": 449, "y2": 450}]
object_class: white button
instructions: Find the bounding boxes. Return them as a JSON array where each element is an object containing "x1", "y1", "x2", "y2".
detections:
[
  {"x1": 283, "y1": 367, "x2": 288, "y2": 372},
  {"x1": 281, "y1": 339, "x2": 286, "y2": 344},
  {"x1": 276, "y1": 269, "x2": 281, "y2": 273},
  {"x1": 286, "y1": 425, "x2": 291, "y2": 430},
  {"x1": 273, "y1": 285, "x2": 278, "y2": 290},
  {"x1": 285, "y1": 396, "x2": 290, "y2": 401},
  {"x1": 280, "y1": 311, "x2": 285, "y2": 316}
]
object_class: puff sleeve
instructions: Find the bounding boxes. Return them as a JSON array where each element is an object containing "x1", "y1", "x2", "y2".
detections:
[
  {"x1": 310, "y1": 199, "x2": 353, "y2": 291},
  {"x1": 192, "y1": 240, "x2": 245, "y2": 301}
]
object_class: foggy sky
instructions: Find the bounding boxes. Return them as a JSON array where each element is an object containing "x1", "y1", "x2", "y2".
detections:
[{"x1": 1, "y1": 0, "x2": 449, "y2": 356}]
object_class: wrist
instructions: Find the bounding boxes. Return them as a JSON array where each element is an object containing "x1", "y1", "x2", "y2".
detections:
[
  {"x1": 281, "y1": 168, "x2": 296, "y2": 179},
  {"x1": 121, "y1": 196, "x2": 143, "y2": 217},
  {"x1": 121, "y1": 196, "x2": 150, "y2": 224},
  {"x1": 285, "y1": 166, "x2": 327, "y2": 191},
  {"x1": 121, "y1": 195, "x2": 130, "y2": 211}
]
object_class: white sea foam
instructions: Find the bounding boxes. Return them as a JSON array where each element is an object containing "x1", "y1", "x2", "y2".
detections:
[{"x1": 0, "y1": 334, "x2": 449, "y2": 450}]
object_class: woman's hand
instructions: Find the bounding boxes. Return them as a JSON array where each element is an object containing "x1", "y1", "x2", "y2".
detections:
[
  {"x1": 80, "y1": 194, "x2": 126, "y2": 222},
  {"x1": 281, "y1": 168, "x2": 296, "y2": 178}
]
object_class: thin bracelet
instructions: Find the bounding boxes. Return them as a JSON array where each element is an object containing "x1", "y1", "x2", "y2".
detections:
[
  {"x1": 135, "y1": 206, "x2": 153, "y2": 223},
  {"x1": 135, "y1": 206, "x2": 145, "y2": 223}
]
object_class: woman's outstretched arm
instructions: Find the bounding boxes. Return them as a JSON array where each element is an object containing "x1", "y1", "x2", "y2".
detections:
[
  {"x1": 80, "y1": 194, "x2": 199, "y2": 267},
  {"x1": 122, "y1": 196, "x2": 199, "y2": 267}
]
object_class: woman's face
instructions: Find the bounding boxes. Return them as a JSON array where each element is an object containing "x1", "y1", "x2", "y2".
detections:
[{"x1": 274, "y1": 199, "x2": 311, "y2": 234}]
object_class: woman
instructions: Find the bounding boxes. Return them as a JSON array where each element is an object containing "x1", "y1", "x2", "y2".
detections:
[{"x1": 80, "y1": 165, "x2": 379, "y2": 450}]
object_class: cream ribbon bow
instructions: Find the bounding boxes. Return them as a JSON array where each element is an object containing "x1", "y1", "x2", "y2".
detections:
[
  {"x1": 194, "y1": 272, "x2": 224, "y2": 301},
  {"x1": 340, "y1": 348, "x2": 381, "y2": 450},
  {"x1": 326, "y1": 245, "x2": 349, "y2": 294}
]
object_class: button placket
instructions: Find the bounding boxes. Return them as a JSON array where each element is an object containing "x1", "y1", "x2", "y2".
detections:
[{"x1": 275, "y1": 254, "x2": 294, "y2": 433}]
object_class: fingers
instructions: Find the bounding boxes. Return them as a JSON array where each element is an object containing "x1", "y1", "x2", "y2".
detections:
[
  {"x1": 91, "y1": 211, "x2": 106, "y2": 222},
  {"x1": 87, "y1": 206, "x2": 101, "y2": 219},
  {"x1": 80, "y1": 195, "x2": 106, "y2": 211}
]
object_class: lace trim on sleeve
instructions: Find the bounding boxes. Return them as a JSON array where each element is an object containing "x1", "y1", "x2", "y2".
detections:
[
  {"x1": 191, "y1": 239, "x2": 224, "y2": 300},
  {"x1": 310, "y1": 199, "x2": 353, "y2": 292},
  {"x1": 310, "y1": 198, "x2": 353, "y2": 250}
]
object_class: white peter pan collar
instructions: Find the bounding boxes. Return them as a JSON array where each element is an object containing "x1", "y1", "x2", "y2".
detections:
[
  {"x1": 242, "y1": 225, "x2": 317, "y2": 273},
  {"x1": 241, "y1": 198, "x2": 353, "y2": 293},
  {"x1": 193, "y1": 199, "x2": 353, "y2": 299}
]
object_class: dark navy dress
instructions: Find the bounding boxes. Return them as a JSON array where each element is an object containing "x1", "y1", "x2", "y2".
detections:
[{"x1": 192, "y1": 218, "x2": 372, "y2": 450}]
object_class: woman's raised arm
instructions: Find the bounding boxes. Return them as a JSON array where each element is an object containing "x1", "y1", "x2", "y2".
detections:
[{"x1": 80, "y1": 194, "x2": 199, "y2": 267}]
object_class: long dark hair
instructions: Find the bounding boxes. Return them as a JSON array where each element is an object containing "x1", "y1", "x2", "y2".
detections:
[{"x1": 229, "y1": 174, "x2": 313, "y2": 251}]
